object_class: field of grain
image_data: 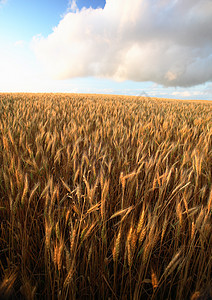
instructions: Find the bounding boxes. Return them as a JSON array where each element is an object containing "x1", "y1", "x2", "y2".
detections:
[{"x1": 0, "y1": 93, "x2": 211, "y2": 299}]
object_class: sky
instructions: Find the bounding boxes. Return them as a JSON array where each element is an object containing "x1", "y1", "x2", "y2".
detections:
[{"x1": 0, "y1": 0, "x2": 212, "y2": 100}]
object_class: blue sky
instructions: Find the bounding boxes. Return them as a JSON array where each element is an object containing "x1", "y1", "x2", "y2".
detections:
[{"x1": 0, "y1": 0, "x2": 212, "y2": 100}]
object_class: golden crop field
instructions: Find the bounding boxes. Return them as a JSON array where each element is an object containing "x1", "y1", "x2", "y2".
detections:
[{"x1": 0, "y1": 93, "x2": 211, "y2": 300}]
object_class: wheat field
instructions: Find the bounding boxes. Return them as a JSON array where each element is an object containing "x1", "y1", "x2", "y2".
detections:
[{"x1": 0, "y1": 93, "x2": 211, "y2": 299}]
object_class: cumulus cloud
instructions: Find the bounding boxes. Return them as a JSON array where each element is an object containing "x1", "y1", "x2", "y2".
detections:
[{"x1": 32, "y1": 0, "x2": 212, "y2": 87}]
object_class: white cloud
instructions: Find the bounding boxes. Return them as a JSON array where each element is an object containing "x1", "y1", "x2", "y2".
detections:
[
  {"x1": 67, "y1": 0, "x2": 78, "y2": 13},
  {"x1": 0, "y1": 0, "x2": 7, "y2": 7},
  {"x1": 171, "y1": 90, "x2": 206, "y2": 99},
  {"x1": 14, "y1": 40, "x2": 25, "y2": 47},
  {"x1": 32, "y1": 0, "x2": 212, "y2": 87},
  {"x1": 202, "y1": 82, "x2": 212, "y2": 97},
  {"x1": 172, "y1": 91, "x2": 192, "y2": 98}
]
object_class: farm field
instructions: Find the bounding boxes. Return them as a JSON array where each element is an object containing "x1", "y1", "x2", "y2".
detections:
[{"x1": 0, "y1": 93, "x2": 211, "y2": 299}]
